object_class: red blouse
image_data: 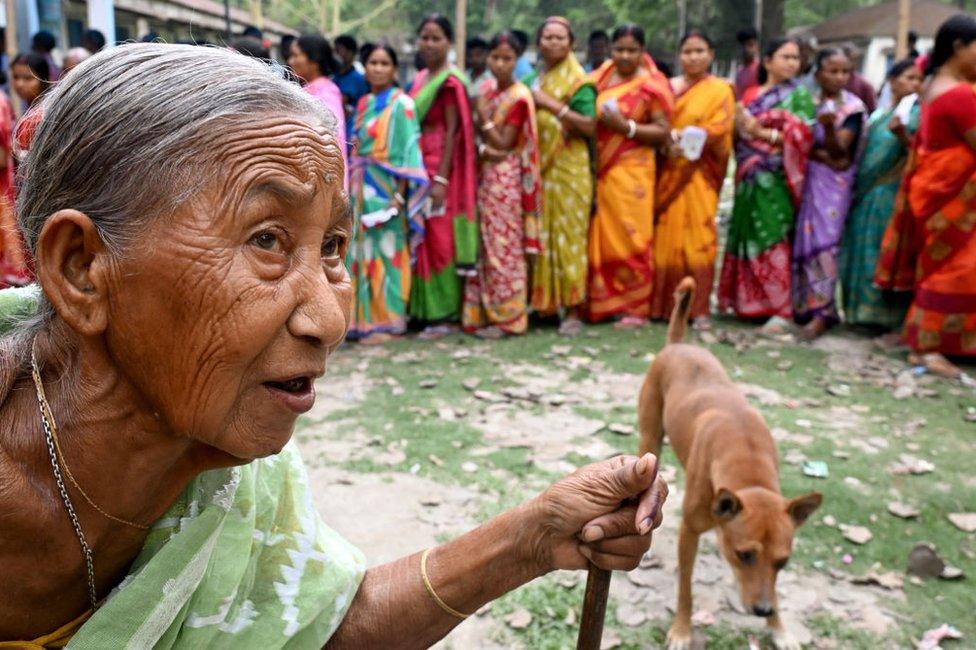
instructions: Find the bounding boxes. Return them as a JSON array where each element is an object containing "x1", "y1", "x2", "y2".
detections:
[{"x1": 919, "y1": 82, "x2": 976, "y2": 150}]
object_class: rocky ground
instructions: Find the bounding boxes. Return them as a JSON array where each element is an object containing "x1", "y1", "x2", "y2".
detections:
[{"x1": 295, "y1": 321, "x2": 975, "y2": 649}]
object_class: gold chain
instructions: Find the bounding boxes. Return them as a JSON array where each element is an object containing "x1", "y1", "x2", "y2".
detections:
[{"x1": 31, "y1": 340, "x2": 149, "y2": 530}]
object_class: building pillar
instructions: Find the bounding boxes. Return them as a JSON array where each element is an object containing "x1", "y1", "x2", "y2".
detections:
[{"x1": 87, "y1": 0, "x2": 115, "y2": 46}]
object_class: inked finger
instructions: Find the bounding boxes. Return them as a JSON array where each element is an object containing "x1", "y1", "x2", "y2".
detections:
[
  {"x1": 579, "y1": 505, "x2": 639, "y2": 542},
  {"x1": 636, "y1": 472, "x2": 668, "y2": 535}
]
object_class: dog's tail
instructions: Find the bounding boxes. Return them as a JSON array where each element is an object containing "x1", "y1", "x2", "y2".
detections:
[{"x1": 666, "y1": 277, "x2": 697, "y2": 344}]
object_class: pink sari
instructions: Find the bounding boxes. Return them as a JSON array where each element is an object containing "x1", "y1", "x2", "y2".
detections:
[{"x1": 303, "y1": 76, "x2": 348, "y2": 188}]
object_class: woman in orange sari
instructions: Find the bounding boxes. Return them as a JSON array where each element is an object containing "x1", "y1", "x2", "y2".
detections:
[
  {"x1": 651, "y1": 30, "x2": 734, "y2": 326},
  {"x1": 587, "y1": 24, "x2": 672, "y2": 326},
  {"x1": 876, "y1": 15, "x2": 976, "y2": 378}
]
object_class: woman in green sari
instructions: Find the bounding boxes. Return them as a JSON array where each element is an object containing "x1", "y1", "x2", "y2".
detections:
[
  {"x1": 0, "y1": 45, "x2": 669, "y2": 647},
  {"x1": 718, "y1": 38, "x2": 815, "y2": 327},
  {"x1": 347, "y1": 45, "x2": 428, "y2": 344},
  {"x1": 839, "y1": 59, "x2": 922, "y2": 331},
  {"x1": 524, "y1": 16, "x2": 597, "y2": 337}
]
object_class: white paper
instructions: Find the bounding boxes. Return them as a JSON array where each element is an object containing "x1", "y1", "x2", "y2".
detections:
[
  {"x1": 894, "y1": 93, "x2": 918, "y2": 125},
  {"x1": 679, "y1": 126, "x2": 707, "y2": 161},
  {"x1": 361, "y1": 206, "x2": 399, "y2": 228}
]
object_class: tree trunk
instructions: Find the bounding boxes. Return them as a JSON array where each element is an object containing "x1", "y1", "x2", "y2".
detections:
[{"x1": 762, "y1": 0, "x2": 784, "y2": 43}]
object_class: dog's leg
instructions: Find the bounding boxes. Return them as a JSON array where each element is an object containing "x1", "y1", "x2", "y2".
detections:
[
  {"x1": 767, "y1": 595, "x2": 801, "y2": 650},
  {"x1": 637, "y1": 377, "x2": 664, "y2": 458},
  {"x1": 666, "y1": 520, "x2": 700, "y2": 650}
]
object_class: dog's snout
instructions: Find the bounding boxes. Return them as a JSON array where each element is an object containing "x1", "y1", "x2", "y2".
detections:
[{"x1": 752, "y1": 603, "x2": 774, "y2": 617}]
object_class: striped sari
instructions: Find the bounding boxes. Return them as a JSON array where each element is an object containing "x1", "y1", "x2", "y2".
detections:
[
  {"x1": 839, "y1": 102, "x2": 919, "y2": 328},
  {"x1": 651, "y1": 75, "x2": 734, "y2": 319},
  {"x1": 587, "y1": 55, "x2": 673, "y2": 322},
  {"x1": 462, "y1": 80, "x2": 541, "y2": 334},
  {"x1": 347, "y1": 88, "x2": 428, "y2": 340},
  {"x1": 717, "y1": 81, "x2": 815, "y2": 318}
]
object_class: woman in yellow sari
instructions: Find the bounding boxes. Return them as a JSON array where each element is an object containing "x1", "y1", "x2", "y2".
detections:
[
  {"x1": 588, "y1": 24, "x2": 673, "y2": 325},
  {"x1": 651, "y1": 30, "x2": 734, "y2": 326},
  {"x1": 524, "y1": 17, "x2": 597, "y2": 336}
]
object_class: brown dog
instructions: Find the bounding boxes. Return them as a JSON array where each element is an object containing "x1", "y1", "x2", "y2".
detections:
[{"x1": 638, "y1": 277, "x2": 822, "y2": 650}]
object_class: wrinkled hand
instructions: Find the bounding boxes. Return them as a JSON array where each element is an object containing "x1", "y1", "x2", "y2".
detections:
[{"x1": 526, "y1": 453, "x2": 668, "y2": 572}]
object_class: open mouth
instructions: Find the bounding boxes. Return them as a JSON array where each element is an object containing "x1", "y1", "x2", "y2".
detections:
[{"x1": 263, "y1": 377, "x2": 315, "y2": 414}]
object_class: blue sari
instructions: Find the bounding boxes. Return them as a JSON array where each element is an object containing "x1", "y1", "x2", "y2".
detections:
[{"x1": 839, "y1": 102, "x2": 920, "y2": 328}]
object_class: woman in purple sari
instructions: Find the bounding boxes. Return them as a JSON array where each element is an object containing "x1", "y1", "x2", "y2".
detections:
[{"x1": 791, "y1": 48, "x2": 866, "y2": 339}]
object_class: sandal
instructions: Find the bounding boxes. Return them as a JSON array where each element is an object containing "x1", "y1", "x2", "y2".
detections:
[
  {"x1": 474, "y1": 326, "x2": 505, "y2": 340},
  {"x1": 614, "y1": 315, "x2": 648, "y2": 330},
  {"x1": 558, "y1": 317, "x2": 584, "y2": 337},
  {"x1": 417, "y1": 324, "x2": 457, "y2": 341}
]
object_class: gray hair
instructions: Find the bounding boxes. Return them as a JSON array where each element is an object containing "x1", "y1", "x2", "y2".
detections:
[{"x1": 14, "y1": 42, "x2": 339, "y2": 330}]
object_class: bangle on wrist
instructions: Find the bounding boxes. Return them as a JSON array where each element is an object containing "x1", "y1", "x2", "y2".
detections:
[
  {"x1": 478, "y1": 143, "x2": 487, "y2": 156},
  {"x1": 433, "y1": 174, "x2": 449, "y2": 187},
  {"x1": 627, "y1": 119, "x2": 638, "y2": 139},
  {"x1": 557, "y1": 104, "x2": 570, "y2": 119},
  {"x1": 393, "y1": 192, "x2": 405, "y2": 205},
  {"x1": 481, "y1": 121, "x2": 496, "y2": 132},
  {"x1": 768, "y1": 129, "x2": 779, "y2": 145},
  {"x1": 420, "y1": 548, "x2": 469, "y2": 619}
]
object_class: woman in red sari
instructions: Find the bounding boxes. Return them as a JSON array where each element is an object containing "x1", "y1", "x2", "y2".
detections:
[
  {"x1": 462, "y1": 31, "x2": 542, "y2": 338},
  {"x1": 876, "y1": 15, "x2": 976, "y2": 378},
  {"x1": 587, "y1": 24, "x2": 672, "y2": 326},
  {"x1": 409, "y1": 14, "x2": 478, "y2": 339}
]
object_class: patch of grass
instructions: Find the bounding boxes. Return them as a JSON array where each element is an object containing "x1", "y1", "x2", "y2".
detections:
[{"x1": 314, "y1": 321, "x2": 976, "y2": 646}]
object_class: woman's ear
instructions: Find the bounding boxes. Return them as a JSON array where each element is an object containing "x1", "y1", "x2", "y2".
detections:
[{"x1": 35, "y1": 209, "x2": 111, "y2": 336}]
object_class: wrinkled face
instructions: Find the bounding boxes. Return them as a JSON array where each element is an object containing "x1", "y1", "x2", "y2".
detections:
[
  {"x1": 418, "y1": 21, "x2": 450, "y2": 69},
  {"x1": 12, "y1": 63, "x2": 43, "y2": 104},
  {"x1": 764, "y1": 42, "x2": 801, "y2": 84},
  {"x1": 104, "y1": 115, "x2": 351, "y2": 461},
  {"x1": 891, "y1": 65, "x2": 923, "y2": 99},
  {"x1": 539, "y1": 23, "x2": 572, "y2": 64},
  {"x1": 611, "y1": 34, "x2": 643, "y2": 77},
  {"x1": 817, "y1": 53, "x2": 852, "y2": 96},
  {"x1": 680, "y1": 35, "x2": 713, "y2": 77},
  {"x1": 365, "y1": 48, "x2": 396, "y2": 89},
  {"x1": 487, "y1": 42, "x2": 518, "y2": 82},
  {"x1": 714, "y1": 489, "x2": 820, "y2": 618}
]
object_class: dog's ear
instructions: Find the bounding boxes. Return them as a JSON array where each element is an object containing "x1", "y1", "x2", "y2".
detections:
[
  {"x1": 787, "y1": 492, "x2": 823, "y2": 527},
  {"x1": 712, "y1": 488, "x2": 742, "y2": 521}
]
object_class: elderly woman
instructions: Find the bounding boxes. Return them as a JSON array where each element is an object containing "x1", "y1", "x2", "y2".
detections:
[{"x1": 0, "y1": 44, "x2": 668, "y2": 647}]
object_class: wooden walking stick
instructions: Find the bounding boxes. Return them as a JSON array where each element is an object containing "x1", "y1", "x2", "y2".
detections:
[{"x1": 576, "y1": 566, "x2": 612, "y2": 650}]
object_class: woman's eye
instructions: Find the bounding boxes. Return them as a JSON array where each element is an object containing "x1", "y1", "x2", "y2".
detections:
[
  {"x1": 322, "y1": 235, "x2": 345, "y2": 259},
  {"x1": 250, "y1": 231, "x2": 281, "y2": 251}
]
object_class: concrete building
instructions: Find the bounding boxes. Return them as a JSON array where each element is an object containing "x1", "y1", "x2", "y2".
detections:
[{"x1": 804, "y1": 0, "x2": 963, "y2": 87}]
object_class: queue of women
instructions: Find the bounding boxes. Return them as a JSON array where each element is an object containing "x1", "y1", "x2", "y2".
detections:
[{"x1": 338, "y1": 13, "x2": 976, "y2": 378}]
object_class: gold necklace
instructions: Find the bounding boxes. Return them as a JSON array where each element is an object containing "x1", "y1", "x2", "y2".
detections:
[{"x1": 30, "y1": 340, "x2": 149, "y2": 531}]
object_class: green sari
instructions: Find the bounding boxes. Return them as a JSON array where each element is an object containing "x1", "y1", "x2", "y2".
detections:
[
  {"x1": 1, "y1": 287, "x2": 366, "y2": 649},
  {"x1": 839, "y1": 103, "x2": 919, "y2": 328}
]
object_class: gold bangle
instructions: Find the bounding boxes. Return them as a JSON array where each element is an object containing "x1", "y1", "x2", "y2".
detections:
[{"x1": 420, "y1": 548, "x2": 469, "y2": 619}]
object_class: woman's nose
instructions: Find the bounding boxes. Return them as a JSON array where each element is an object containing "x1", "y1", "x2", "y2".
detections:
[{"x1": 287, "y1": 265, "x2": 349, "y2": 349}]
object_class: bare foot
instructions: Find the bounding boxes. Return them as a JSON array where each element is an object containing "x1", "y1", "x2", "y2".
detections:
[
  {"x1": 908, "y1": 352, "x2": 962, "y2": 379},
  {"x1": 874, "y1": 331, "x2": 904, "y2": 350},
  {"x1": 797, "y1": 317, "x2": 827, "y2": 341}
]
